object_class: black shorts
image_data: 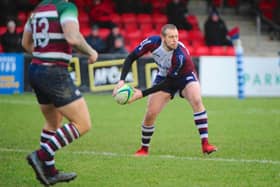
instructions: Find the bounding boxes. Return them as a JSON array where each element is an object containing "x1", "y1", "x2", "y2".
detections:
[
  {"x1": 28, "y1": 63, "x2": 82, "y2": 107},
  {"x1": 153, "y1": 72, "x2": 198, "y2": 99}
]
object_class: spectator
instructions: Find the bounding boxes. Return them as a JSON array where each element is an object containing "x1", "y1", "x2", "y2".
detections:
[
  {"x1": 85, "y1": 25, "x2": 107, "y2": 53},
  {"x1": 105, "y1": 24, "x2": 125, "y2": 52},
  {"x1": 1, "y1": 19, "x2": 23, "y2": 52},
  {"x1": 89, "y1": 0, "x2": 114, "y2": 28},
  {"x1": 166, "y1": 0, "x2": 192, "y2": 31},
  {"x1": 108, "y1": 36, "x2": 128, "y2": 54},
  {"x1": 204, "y1": 8, "x2": 232, "y2": 46}
]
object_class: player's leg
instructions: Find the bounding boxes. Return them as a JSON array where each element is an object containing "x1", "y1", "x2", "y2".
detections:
[
  {"x1": 39, "y1": 104, "x2": 63, "y2": 177},
  {"x1": 35, "y1": 98, "x2": 90, "y2": 185},
  {"x1": 28, "y1": 66, "x2": 89, "y2": 185},
  {"x1": 135, "y1": 91, "x2": 171, "y2": 156},
  {"x1": 181, "y1": 81, "x2": 217, "y2": 154},
  {"x1": 37, "y1": 97, "x2": 91, "y2": 160},
  {"x1": 28, "y1": 103, "x2": 78, "y2": 185}
]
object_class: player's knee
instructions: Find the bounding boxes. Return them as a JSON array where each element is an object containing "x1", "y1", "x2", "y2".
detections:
[
  {"x1": 191, "y1": 98, "x2": 204, "y2": 111},
  {"x1": 73, "y1": 118, "x2": 92, "y2": 135}
]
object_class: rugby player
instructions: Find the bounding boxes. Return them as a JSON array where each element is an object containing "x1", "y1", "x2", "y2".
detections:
[
  {"x1": 113, "y1": 24, "x2": 217, "y2": 156},
  {"x1": 22, "y1": 0, "x2": 98, "y2": 185}
]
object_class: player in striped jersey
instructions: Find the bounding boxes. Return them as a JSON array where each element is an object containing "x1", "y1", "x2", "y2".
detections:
[
  {"x1": 113, "y1": 24, "x2": 217, "y2": 156},
  {"x1": 22, "y1": 0, "x2": 98, "y2": 185}
]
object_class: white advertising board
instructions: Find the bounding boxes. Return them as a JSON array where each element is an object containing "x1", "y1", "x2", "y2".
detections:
[{"x1": 200, "y1": 56, "x2": 280, "y2": 97}]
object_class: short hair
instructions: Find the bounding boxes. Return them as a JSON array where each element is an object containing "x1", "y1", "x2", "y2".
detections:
[{"x1": 161, "y1": 24, "x2": 177, "y2": 36}]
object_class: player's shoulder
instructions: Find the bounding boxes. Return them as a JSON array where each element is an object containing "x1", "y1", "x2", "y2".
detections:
[
  {"x1": 175, "y1": 41, "x2": 191, "y2": 56},
  {"x1": 55, "y1": 1, "x2": 77, "y2": 15},
  {"x1": 147, "y1": 35, "x2": 161, "y2": 44},
  {"x1": 137, "y1": 35, "x2": 161, "y2": 50}
]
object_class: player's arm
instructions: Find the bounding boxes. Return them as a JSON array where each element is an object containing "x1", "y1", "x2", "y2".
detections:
[
  {"x1": 113, "y1": 36, "x2": 158, "y2": 96},
  {"x1": 128, "y1": 77, "x2": 173, "y2": 103},
  {"x1": 112, "y1": 52, "x2": 138, "y2": 95},
  {"x1": 62, "y1": 22, "x2": 98, "y2": 64},
  {"x1": 21, "y1": 20, "x2": 34, "y2": 54},
  {"x1": 60, "y1": 2, "x2": 98, "y2": 64}
]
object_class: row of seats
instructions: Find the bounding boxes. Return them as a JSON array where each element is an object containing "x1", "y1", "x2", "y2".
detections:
[{"x1": 0, "y1": 1, "x2": 235, "y2": 56}]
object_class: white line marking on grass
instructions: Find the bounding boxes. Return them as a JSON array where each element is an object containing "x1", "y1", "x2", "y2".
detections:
[{"x1": 1, "y1": 148, "x2": 280, "y2": 165}]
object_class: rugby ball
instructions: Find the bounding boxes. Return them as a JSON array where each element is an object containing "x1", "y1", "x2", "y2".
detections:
[{"x1": 114, "y1": 84, "x2": 134, "y2": 105}]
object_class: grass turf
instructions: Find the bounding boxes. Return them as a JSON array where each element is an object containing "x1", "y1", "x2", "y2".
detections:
[{"x1": 0, "y1": 94, "x2": 279, "y2": 187}]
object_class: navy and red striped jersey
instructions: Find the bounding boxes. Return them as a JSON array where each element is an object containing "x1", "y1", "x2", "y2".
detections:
[{"x1": 132, "y1": 35, "x2": 195, "y2": 78}]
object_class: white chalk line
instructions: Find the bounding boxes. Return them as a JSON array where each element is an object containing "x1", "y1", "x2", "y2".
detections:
[
  {"x1": 0, "y1": 147, "x2": 280, "y2": 165},
  {"x1": 1, "y1": 99, "x2": 280, "y2": 114}
]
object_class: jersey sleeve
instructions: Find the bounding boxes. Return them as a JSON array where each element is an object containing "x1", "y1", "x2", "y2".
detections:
[
  {"x1": 132, "y1": 36, "x2": 161, "y2": 58},
  {"x1": 59, "y1": 2, "x2": 78, "y2": 25}
]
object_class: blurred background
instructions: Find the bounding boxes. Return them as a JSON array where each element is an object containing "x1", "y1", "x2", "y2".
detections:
[
  {"x1": 0, "y1": 0, "x2": 279, "y2": 55},
  {"x1": 0, "y1": 0, "x2": 279, "y2": 97}
]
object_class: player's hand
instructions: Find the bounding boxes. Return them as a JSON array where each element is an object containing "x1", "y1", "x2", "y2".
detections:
[
  {"x1": 112, "y1": 80, "x2": 125, "y2": 96},
  {"x1": 88, "y1": 51, "x2": 98, "y2": 64},
  {"x1": 128, "y1": 88, "x2": 143, "y2": 104}
]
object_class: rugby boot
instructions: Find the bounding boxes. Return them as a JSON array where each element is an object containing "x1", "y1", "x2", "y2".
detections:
[
  {"x1": 26, "y1": 151, "x2": 50, "y2": 185},
  {"x1": 202, "y1": 143, "x2": 218, "y2": 155},
  {"x1": 134, "y1": 147, "x2": 149, "y2": 156},
  {"x1": 47, "y1": 171, "x2": 77, "y2": 185}
]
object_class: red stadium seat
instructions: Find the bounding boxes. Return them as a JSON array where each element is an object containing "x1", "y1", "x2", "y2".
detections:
[
  {"x1": 212, "y1": 0, "x2": 222, "y2": 7},
  {"x1": 121, "y1": 13, "x2": 137, "y2": 24},
  {"x1": 98, "y1": 28, "x2": 110, "y2": 40},
  {"x1": 187, "y1": 30, "x2": 204, "y2": 46},
  {"x1": 78, "y1": 11, "x2": 90, "y2": 27},
  {"x1": 136, "y1": 14, "x2": 152, "y2": 24},
  {"x1": 111, "y1": 14, "x2": 122, "y2": 28},
  {"x1": 186, "y1": 14, "x2": 200, "y2": 30},
  {"x1": 185, "y1": 45, "x2": 193, "y2": 56},
  {"x1": 0, "y1": 44, "x2": 3, "y2": 53},
  {"x1": 152, "y1": 0, "x2": 171, "y2": 13},
  {"x1": 227, "y1": 0, "x2": 238, "y2": 7},
  {"x1": 18, "y1": 12, "x2": 27, "y2": 25},
  {"x1": 142, "y1": 30, "x2": 158, "y2": 39},
  {"x1": 0, "y1": 27, "x2": 6, "y2": 35},
  {"x1": 152, "y1": 13, "x2": 168, "y2": 25},
  {"x1": 16, "y1": 26, "x2": 24, "y2": 34},
  {"x1": 258, "y1": 0, "x2": 277, "y2": 20},
  {"x1": 154, "y1": 23, "x2": 165, "y2": 32},
  {"x1": 80, "y1": 26, "x2": 91, "y2": 37},
  {"x1": 178, "y1": 29, "x2": 188, "y2": 41},
  {"x1": 224, "y1": 46, "x2": 235, "y2": 56},
  {"x1": 192, "y1": 45, "x2": 210, "y2": 56},
  {"x1": 209, "y1": 46, "x2": 226, "y2": 56},
  {"x1": 123, "y1": 22, "x2": 139, "y2": 32},
  {"x1": 126, "y1": 30, "x2": 142, "y2": 42},
  {"x1": 139, "y1": 23, "x2": 154, "y2": 33}
]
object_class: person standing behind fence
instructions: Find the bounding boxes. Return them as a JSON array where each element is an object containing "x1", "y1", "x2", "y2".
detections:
[
  {"x1": 22, "y1": 0, "x2": 98, "y2": 185},
  {"x1": 166, "y1": 0, "x2": 192, "y2": 31},
  {"x1": 85, "y1": 24, "x2": 107, "y2": 53},
  {"x1": 1, "y1": 19, "x2": 23, "y2": 52},
  {"x1": 204, "y1": 8, "x2": 232, "y2": 46}
]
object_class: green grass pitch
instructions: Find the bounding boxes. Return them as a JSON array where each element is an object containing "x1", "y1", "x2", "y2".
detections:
[{"x1": 0, "y1": 94, "x2": 279, "y2": 187}]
